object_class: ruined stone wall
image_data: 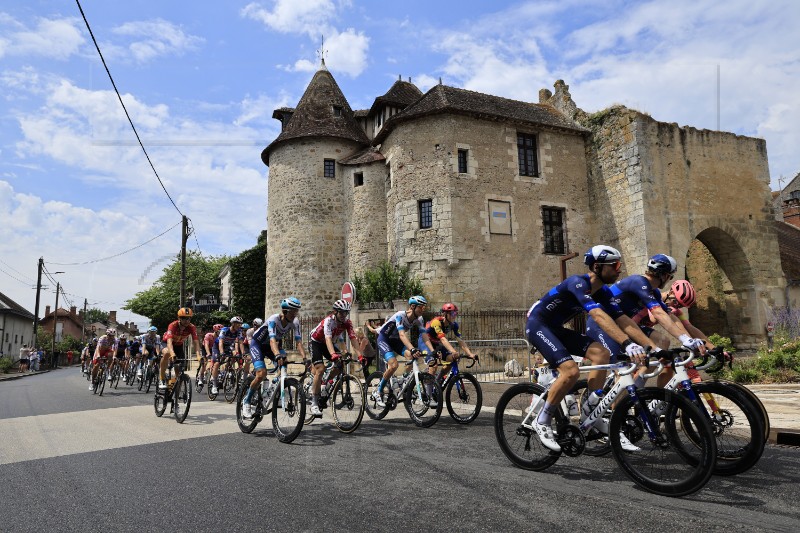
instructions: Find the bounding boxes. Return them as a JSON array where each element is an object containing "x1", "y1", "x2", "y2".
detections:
[
  {"x1": 380, "y1": 113, "x2": 593, "y2": 309},
  {"x1": 343, "y1": 162, "x2": 388, "y2": 279},
  {"x1": 266, "y1": 138, "x2": 363, "y2": 316}
]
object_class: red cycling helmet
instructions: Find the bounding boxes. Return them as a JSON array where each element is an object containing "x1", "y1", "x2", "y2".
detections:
[
  {"x1": 212, "y1": 323, "x2": 223, "y2": 332},
  {"x1": 441, "y1": 302, "x2": 459, "y2": 314},
  {"x1": 671, "y1": 279, "x2": 696, "y2": 308}
]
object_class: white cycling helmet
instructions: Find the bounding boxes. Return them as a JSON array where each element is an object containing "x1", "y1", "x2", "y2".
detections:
[
  {"x1": 333, "y1": 299, "x2": 351, "y2": 312},
  {"x1": 252, "y1": 318, "x2": 263, "y2": 327},
  {"x1": 230, "y1": 316, "x2": 243, "y2": 324},
  {"x1": 583, "y1": 245, "x2": 622, "y2": 267}
]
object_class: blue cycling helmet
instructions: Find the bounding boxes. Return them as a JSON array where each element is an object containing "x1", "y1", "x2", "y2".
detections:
[
  {"x1": 242, "y1": 323, "x2": 250, "y2": 330},
  {"x1": 148, "y1": 326, "x2": 158, "y2": 332},
  {"x1": 584, "y1": 245, "x2": 622, "y2": 267},
  {"x1": 647, "y1": 254, "x2": 677, "y2": 274},
  {"x1": 408, "y1": 295, "x2": 428, "y2": 306},
  {"x1": 281, "y1": 296, "x2": 302, "y2": 310}
]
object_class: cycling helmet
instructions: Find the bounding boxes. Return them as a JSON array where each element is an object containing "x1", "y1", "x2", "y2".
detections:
[
  {"x1": 177, "y1": 307, "x2": 193, "y2": 318},
  {"x1": 671, "y1": 279, "x2": 697, "y2": 308},
  {"x1": 106, "y1": 328, "x2": 116, "y2": 335},
  {"x1": 333, "y1": 299, "x2": 351, "y2": 312},
  {"x1": 252, "y1": 318, "x2": 263, "y2": 327},
  {"x1": 230, "y1": 316, "x2": 243, "y2": 324},
  {"x1": 212, "y1": 323, "x2": 223, "y2": 332},
  {"x1": 280, "y1": 297, "x2": 302, "y2": 310},
  {"x1": 242, "y1": 323, "x2": 250, "y2": 330},
  {"x1": 584, "y1": 245, "x2": 622, "y2": 267},
  {"x1": 441, "y1": 302, "x2": 459, "y2": 313},
  {"x1": 647, "y1": 254, "x2": 677, "y2": 274},
  {"x1": 148, "y1": 326, "x2": 158, "y2": 333},
  {"x1": 408, "y1": 295, "x2": 428, "y2": 306}
]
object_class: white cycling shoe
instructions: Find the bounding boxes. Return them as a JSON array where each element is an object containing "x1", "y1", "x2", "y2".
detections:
[
  {"x1": 242, "y1": 402, "x2": 253, "y2": 419},
  {"x1": 533, "y1": 422, "x2": 561, "y2": 452},
  {"x1": 618, "y1": 432, "x2": 641, "y2": 452},
  {"x1": 371, "y1": 389, "x2": 386, "y2": 408},
  {"x1": 310, "y1": 404, "x2": 323, "y2": 417}
]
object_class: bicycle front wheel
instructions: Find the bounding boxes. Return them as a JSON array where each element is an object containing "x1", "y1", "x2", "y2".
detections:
[
  {"x1": 154, "y1": 390, "x2": 167, "y2": 417},
  {"x1": 98, "y1": 370, "x2": 107, "y2": 396},
  {"x1": 445, "y1": 372, "x2": 482, "y2": 424},
  {"x1": 364, "y1": 371, "x2": 390, "y2": 420},
  {"x1": 332, "y1": 374, "x2": 365, "y2": 433},
  {"x1": 299, "y1": 374, "x2": 316, "y2": 425},
  {"x1": 173, "y1": 374, "x2": 192, "y2": 424},
  {"x1": 717, "y1": 379, "x2": 770, "y2": 442},
  {"x1": 609, "y1": 387, "x2": 716, "y2": 497},
  {"x1": 404, "y1": 372, "x2": 443, "y2": 428},
  {"x1": 236, "y1": 376, "x2": 261, "y2": 433},
  {"x1": 494, "y1": 382, "x2": 561, "y2": 471},
  {"x1": 271, "y1": 377, "x2": 305, "y2": 443},
  {"x1": 223, "y1": 369, "x2": 238, "y2": 403}
]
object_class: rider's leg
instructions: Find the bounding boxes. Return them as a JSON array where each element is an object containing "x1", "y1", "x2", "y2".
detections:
[{"x1": 583, "y1": 342, "x2": 611, "y2": 393}]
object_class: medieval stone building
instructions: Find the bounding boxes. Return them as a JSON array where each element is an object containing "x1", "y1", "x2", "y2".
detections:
[{"x1": 261, "y1": 61, "x2": 785, "y2": 348}]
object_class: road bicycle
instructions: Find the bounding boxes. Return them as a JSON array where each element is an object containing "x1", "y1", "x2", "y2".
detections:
[
  {"x1": 236, "y1": 356, "x2": 306, "y2": 443},
  {"x1": 435, "y1": 353, "x2": 482, "y2": 424},
  {"x1": 91, "y1": 358, "x2": 110, "y2": 396},
  {"x1": 139, "y1": 355, "x2": 158, "y2": 393},
  {"x1": 364, "y1": 355, "x2": 443, "y2": 428},
  {"x1": 154, "y1": 357, "x2": 192, "y2": 423},
  {"x1": 205, "y1": 354, "x2": 240, "y2": 402},
  {"x1": 299, "y1": 353, "x2": 365, "y2": 433},
  {"x1": 495, "y1": 354, "x2": 717, "y2": 497}
]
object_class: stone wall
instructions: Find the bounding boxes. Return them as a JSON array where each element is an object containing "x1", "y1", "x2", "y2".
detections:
[
  {"x1": 343, "y1": 162, "x2": 388, "y2": 279},
  {"x1": 379, "y1": 113, "x2": 593, "y2": 309},
  {"x1": 266, "y1": 138, "x2": 364, "y2": 316}
]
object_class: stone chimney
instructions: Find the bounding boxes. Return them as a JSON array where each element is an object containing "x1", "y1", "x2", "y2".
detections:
[
  {"x1": 45, "y1": 305, "x2": 51, "y2": 317},
  {"x1": 109, "y1": 310, "x2": 117, "y2": 324},
  {"x1": 70, "y1": 306, "x2": 77, "y2": 316}
]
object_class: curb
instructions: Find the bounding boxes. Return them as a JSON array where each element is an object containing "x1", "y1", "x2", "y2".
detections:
[
  {"x1": 0, "y1": 370, "x2": 52, "y2": 382},
  {"x1": 770, "y1": 428, "x2": 800, "y2": 447}
]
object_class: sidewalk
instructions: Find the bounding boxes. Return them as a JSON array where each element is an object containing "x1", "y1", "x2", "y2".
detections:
[
  {"x1": 0, "y1": 367, "x2": 59, "y2": 382},
  {"x1": 745, "y1": 383, "x2": 800, "y2": 445}
]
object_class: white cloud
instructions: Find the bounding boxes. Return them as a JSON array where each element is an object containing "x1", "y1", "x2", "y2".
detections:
[
  {"x1": 0, "y1": 14, "x2": 84, "y2": 60},
  {"x1": 234, "y1": 91, "x2": 292, "y2": 127},
  {"x1": 111, "y1": 19, "x2": 204, "y2": 63},
  {"x1": 324, "y1": 28, "x2": 369, "y2": 77}
]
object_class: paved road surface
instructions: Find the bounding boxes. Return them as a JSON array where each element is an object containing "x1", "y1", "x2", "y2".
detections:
[{"x1": 1, "y1": 369, "x2": 799, "y2": 532}]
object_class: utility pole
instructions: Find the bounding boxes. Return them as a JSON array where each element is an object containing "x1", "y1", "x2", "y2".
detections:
[
  {"x1": 180, "y1": 215, "x2": 188, "y2": 308},
  {"x1": 32, "y1": 257, "x2": 43, "y2": 349},
  {"x1": 51, "y1": 282, "x2": 60, "y2": 365},
  {"x1": 82, "y1": 298, "x2": 88, "y2": 343}
]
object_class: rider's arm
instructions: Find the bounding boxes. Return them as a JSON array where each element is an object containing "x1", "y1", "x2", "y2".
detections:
[
  {"x1": 587, "y1": 307, "x2": 632, "y2": 345},
  {"x1": 679, "y1": 319, "x2": 716, "y2": 349},
  {"x1": 651, "y1": 305, "x2": 693, "y2": 340},
  {"x1": 614, "y1": 315, "x2": 659, "y2": 350},
  {"x1": 193, "y1": 337, "x2": 202, "y2": 358},
  {"x1": 167, "y1": 338, "x2": 176, "y2": 358},
  {"x1": 456, "y1": 338, "x2": 476, "y2": 359},
  {"x1": 397, "y1": 328, "x2": 416, "y2": 353}
]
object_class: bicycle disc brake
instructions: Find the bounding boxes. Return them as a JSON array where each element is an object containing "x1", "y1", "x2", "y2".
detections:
[
  {"x1": 557, "y1": 424, "x2": 585, "y2": 457},
  {"x1": 621, "y1": 415, "x2": 645, "y2": 444}
]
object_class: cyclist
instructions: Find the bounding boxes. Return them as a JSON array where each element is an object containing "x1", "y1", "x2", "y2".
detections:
[
  {"x1": 525, "y1": 245, "x2": 650, "y2": 452},
  {"x1": 371, "y1": 296, "x2": 431, "y2": 408},
  {"x1": 241, "y1": 298, "x2": 307, "y2": 419},
  {"x1": 125, "y1": 334, "x2": 141, "y2": 383},
  {"x1": 200, "y1": 324, "x2": 222, "y2": 386},
  {"x1": 243, "y1": 318, "x2": 263, "y2": 377},
  {"x1": 308, "y1": 300, "x2": 364, "y2": 417},
  {"x1": 89, "y1": 328, "x2": 116, "y2": 391},
  {"x1": 587, "y1": 254, "x2": 706, "y2": 387},
  {"x1": 211, "y1": 317, "x2": 244, "y2": 395},
  {"x1": 139, "y1": 326, "x2": 162, "y2": 379},
  {"x1": 110, "y1": 334, "x2": 127, "y2": 381},
  {"x1": 417, "y1": 303, "x2": 478, "y2": 383},
  {"x1": 159, "y1": 308, "x2": 201, "y2": 390}
]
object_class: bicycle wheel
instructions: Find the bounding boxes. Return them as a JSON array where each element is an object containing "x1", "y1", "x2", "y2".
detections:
[
  {"x1": 717, "y1": 379, "x2": 770, "y2": 441},
  {"x1": 299, "y1": 374, "x2": 316, "y2": 425},
  {"x1": 271, "y1": 377, "x2": 305, "y2": 443},
  {"x1": 173, "y1": 374, "x2": 192, "y2": 424},
  {"x1": 98, "y1": 370, "x2": 107, "y2": 396},
  {"x1": 236, "y1": 375, "x2": 261, "y2": 433},
  {"x1": 572, "y1": 380, "x2": 612, "y2": 457},
  {"x1": 364, "y1": 371, "x2": 390, "y2": 420},
  {"x1": 138, "y1": 366, "x2": 146, "y2": 391},
  {"x1": 331, "y1": 374, "x2": 365, "y2": 433},
  {"x1": 207, "y1": 371, "x2": 218, "y2": 401},
  {"x1": 112, "y1": 368, "x2": 120, "y2": 389},
  {"x1": 494, "y1": 382, "x2": 561, "y2": 471},
  {"x1": 92, "y1": 371, "x2": 101, "y2": 394},
  {"x1": 144, "y1": 367, "x2": 154, "y2": 393},
  {"x1": 154, "y1": 390, "x2": 167, "y2": 417},
  {"x1": 681, "y1": 381, "x2": 765, "y2": 476},
  {"x1": 445, "y1": 372, "x2": 482, "y2": 424},
  {"x1": 195, "y1": 367, "x2": 204, "y2": 393},
  {"x1": 223, "y1": 369, "x2": 238, "y2": 403},
  {"x1": 609, "y1": 387, "x2": 716, "y2": 497},
  {"x1": 404, "y1": 372, "x2": 443, "y2": 428}
]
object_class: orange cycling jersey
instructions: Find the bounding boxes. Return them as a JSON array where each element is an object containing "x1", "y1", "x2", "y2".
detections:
[{"x1": 164, "y1": 320, "x2": 198, "y2": 346}]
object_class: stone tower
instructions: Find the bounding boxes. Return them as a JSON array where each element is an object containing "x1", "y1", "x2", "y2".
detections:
[{"x1": 261, "y1": 61, "x2": 369, "y2": 316}]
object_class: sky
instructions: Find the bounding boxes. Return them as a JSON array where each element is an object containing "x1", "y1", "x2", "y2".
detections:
[{"x1": 1, "y1": 0, "x2": 799, "y2": 329}]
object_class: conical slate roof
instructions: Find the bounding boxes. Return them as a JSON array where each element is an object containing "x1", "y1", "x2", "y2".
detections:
[
  {"x1": 368, "y1": 79, "x2": 422, "y2": 115},
  {"x1": 261, "y1": 65, "x2": 369, "y2": 165}
]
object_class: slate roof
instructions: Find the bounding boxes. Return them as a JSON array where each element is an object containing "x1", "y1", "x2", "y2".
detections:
[
  {"x1": 0, "y1": 291, "x2": 35, "y2": 320},
  {"x1": 262, "y1": 65, "x2": 369, "y2": 165},
  {"x1": 775, "y1": 221, "x2": 800, "y2": 280},
  {"x1": 368, "y1": 80, "x2": 423, "y2": 115},
  {"x1": 353, "y1": 109, "x2": 369, "y2": 118},
  {"x1": 374, "y1": 84, "x2": 589, "y2": 144},
  {"x1": 339, "y1": 147, "x2": 386, "y2": 165}
]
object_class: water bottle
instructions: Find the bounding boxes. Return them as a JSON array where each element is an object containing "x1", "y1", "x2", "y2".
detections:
[
  {"x1": 582, "y1": 389, "x2": 604, "y2": 419},
  {"x1": 564, "y1": 393, "x2": 579, "y2": 417},
  {"x1": 391, "y1": 376, "x2": 402, "y2": 396}
]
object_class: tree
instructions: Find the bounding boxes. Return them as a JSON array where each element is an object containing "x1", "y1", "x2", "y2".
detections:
[
  {"x1": 124, "y1": 251, "x2": 229, "y2": 332},
  {"x1": 84, "y1": 308, "x2": 109, "y2": 325},
  {"x1": 352, "y1": 261, "x2": 424, "y2": 304},
  {"x1": 229, "y1": 240, "x2": 266, "y2": 321}
]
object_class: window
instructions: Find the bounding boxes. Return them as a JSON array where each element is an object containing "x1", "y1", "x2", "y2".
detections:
[
  {"x1": 324, "y1": 159, "x2": 335, "y2": 178},
  {"x1": 517, "y1": 133, "x2": 539, "y2": 177},
  {"x1": 419, "y1": 199, "x2": 433, "y2": 229},
  {"x1": 488, "y1": 200, "x2": 512, "y2": 235},
  {"x1": 457, "y1": 149, "x2": 468, "y2": 173},
  {"x1": 354, "y1": 172, "x2": 364, "y2": 187},
  {"x1": 15, "y1": 334, "x2": 18, "y2": 344},
  {"x1": 332, "y1": 105, "x2": 342, "y2": 117},
  {"x1": 542, "y1": 207, "x2": 566, "y2": 254}
]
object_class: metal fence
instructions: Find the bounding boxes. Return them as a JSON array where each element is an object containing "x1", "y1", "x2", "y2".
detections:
[{"x1": 461, "y1": 338, "x2": 537, "y2": 383}]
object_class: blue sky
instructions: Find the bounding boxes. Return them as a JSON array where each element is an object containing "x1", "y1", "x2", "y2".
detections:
[{"x1": 1, "y1": 0, "x2": 798, "y2": 328}]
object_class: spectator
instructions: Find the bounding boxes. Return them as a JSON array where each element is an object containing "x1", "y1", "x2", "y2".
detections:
[
  {"x1": 766, "y1": 321, "x2": 775, "y2": 352},
  {"x1": 67, "y1": 349, "x2": 74, "y2": 366},
  {"x1": 355, "y1": 326, "x2": 376, "y2": 380},
  {"x1": 29, "y1": 349, "x2": 40, "y2": 372},
  {"x1": 19, "y1": 344, "x2": 31, "y2": 373}
]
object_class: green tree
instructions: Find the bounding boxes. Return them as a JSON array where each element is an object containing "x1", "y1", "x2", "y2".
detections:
[
  {"x1": 229, "y1": 239, "x2": 266, "y2": 321},
  {"x1": 34, "y1": 326, "x2": 52, "y2": 351},
  {"x1": 124, "y1": 251, "x2": 229, "y2": 332},
  {"x1": 84, "y1": 308, "x2": 109, "y2": 325},
  {"x1": 352, "y1": 261, "x2": 424, "y2": 304}
]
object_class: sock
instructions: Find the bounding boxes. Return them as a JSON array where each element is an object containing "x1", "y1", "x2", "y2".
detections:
[
  {"x1": 378, "y1": 378, "x2": 386, "y2": 393},
  {"x1": 312, "y1": 394, "x2": 319, "y2": 406},
  {"x1": 243, "y1": 387, "x2": 253, "y2": 404},
  {"x1": 537, "y1": 401, "x2": 555, "y2": 425}
]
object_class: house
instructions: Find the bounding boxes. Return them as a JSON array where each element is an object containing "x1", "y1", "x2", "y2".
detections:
[
  {"x1": 775, "y1": 173, "x2": 800, "y2": 229},
  {"x1": 39, "y1": 305, "x2": 85, "y2": 344},
  {"x1": 0, "y1": 291, "x2": 35, "y2": 361}
]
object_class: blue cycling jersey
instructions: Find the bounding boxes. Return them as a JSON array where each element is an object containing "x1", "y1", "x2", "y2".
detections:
[
  {"x1": 527, "y1": 274, "x2": 624, "y2": 327},
  {"x1": 609, "y1": 275, "x2": 668, "y2": 318},
  {"x1": 218, "y1": 327, "x2": 243, "y2": 353}
]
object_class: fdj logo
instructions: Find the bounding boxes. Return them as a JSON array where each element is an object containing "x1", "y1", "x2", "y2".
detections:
[{"x1": 545, "y1": 298, "x2": 562, "y2": 311}]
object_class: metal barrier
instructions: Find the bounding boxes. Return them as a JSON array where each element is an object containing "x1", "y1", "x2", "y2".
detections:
[{"x1": 463, "y1": 338, "x2": 541, "y2": 383}]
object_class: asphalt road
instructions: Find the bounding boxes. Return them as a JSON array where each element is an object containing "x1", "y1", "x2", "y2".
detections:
[{"x1": 1, "y1": 369, "x2": 799, "y2": 532}]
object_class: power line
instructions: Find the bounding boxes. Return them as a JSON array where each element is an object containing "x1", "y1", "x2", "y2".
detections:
[
  {"x1": 0, "y1": 258, "x2": 36, "y2": 283},
  {"x1": 48, "y1": 221, "x2": 181, "y2": 266},
  {"x1": 75, "y1": 0, "x2": 184, "y2": 217},
  {"x1": 0, "y1": 265, "x2": 34, "y2": 287}
]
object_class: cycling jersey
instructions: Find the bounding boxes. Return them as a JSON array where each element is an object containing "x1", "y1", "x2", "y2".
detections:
[
  {"x1": 377, "y1": 310, "x2": 425, "y2": 340},
  {"x1": 417, "y1": 316, "x2": 460, "y2": 352},
  {"x1": 310, "y1": 315, "x2": 357, "y2": 344},
  {"x1": 202, "y1": 332, "x2": 215, "y2": 356},
  {"x1": 164, "y1": 320, "x2": 198, "y2": 346},
  {"x1": 218, "y1": 326, "x2": 243, "y2": 355},
  {"x1": 115, "y1": 341, "x2": 127, "y2": 358},
  {"x1": 609, "y1": 275, "x2": 669, "y2": 319},
  {"x1": 93, "y1": 335, "x2": 115, "y2": 359},
  {"x1": 129, "y1": 340, "x2": 141, "y2": 355},
  {"x1": 264, "y1": 313, "x2": 302, "y2": 342}
]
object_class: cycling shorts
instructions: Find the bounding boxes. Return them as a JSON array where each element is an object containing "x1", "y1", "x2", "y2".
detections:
[
  {"x1": 525, "y1": 315, "x2": 593, "y2": 367},
  {"x1": 585, "y1": 317, "x2": 654, "y2": 363},
  {"x1": 377, "y1": 334, "x2": 406, "y2": 362},
  {"x1": 310, "y1": 339, "x2": 340, "y2": 365},
  {"x1": 250, "y1": 341, "x2": 283, "y2": 371}
]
